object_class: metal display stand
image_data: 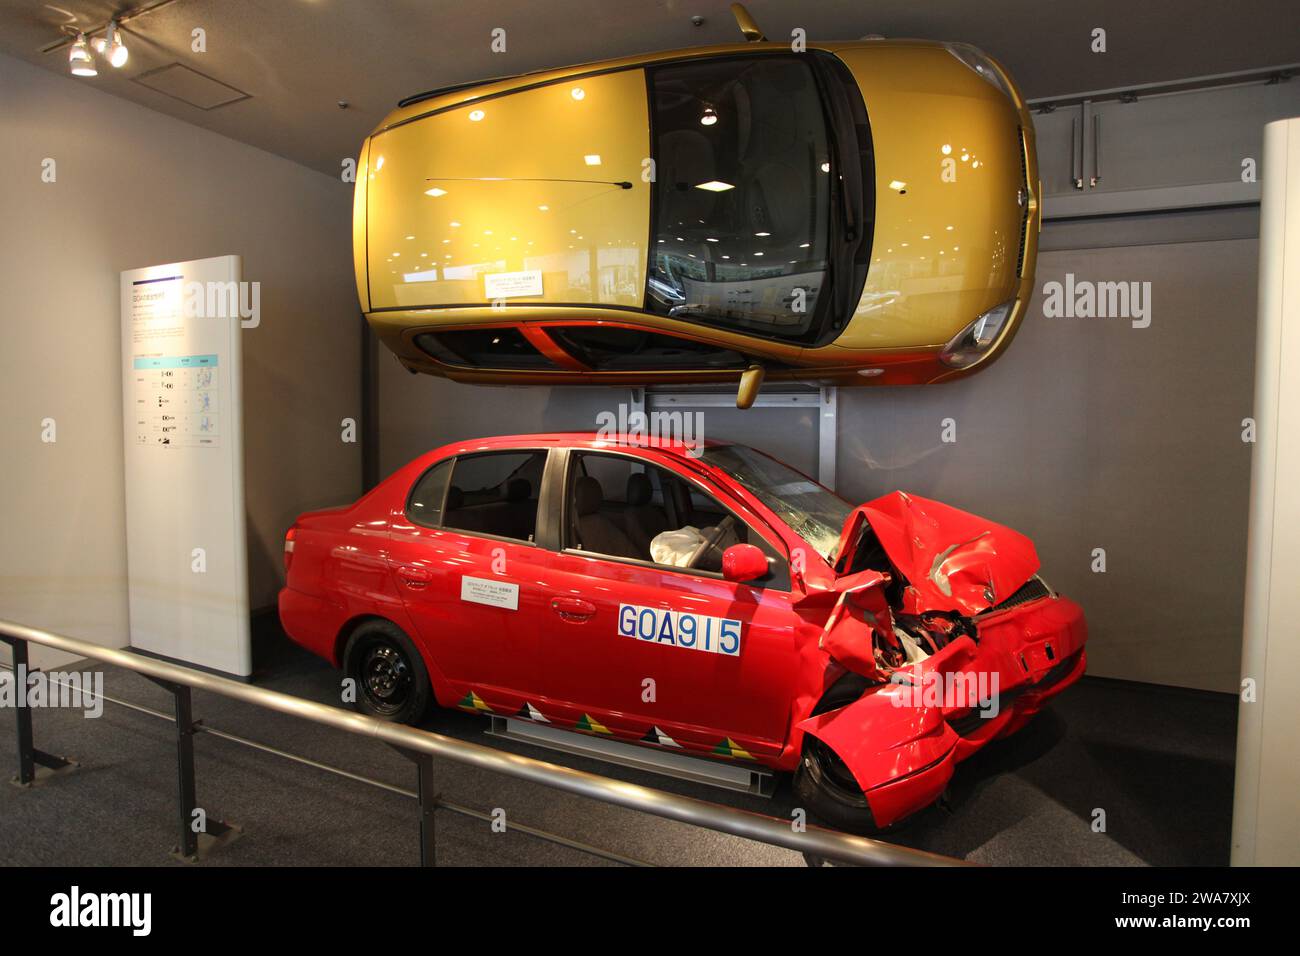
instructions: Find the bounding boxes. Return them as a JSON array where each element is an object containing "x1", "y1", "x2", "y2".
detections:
[
  {"x1": 487, "y1": 716, "x2": 775, "y2": 797},
  {"x1": 630, "y1": 385, "x2": 839, "y2": 490}
]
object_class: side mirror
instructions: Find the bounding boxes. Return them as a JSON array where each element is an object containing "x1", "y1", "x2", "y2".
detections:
[{"x1": 721, "y1": 543, "x2": 769, "y2": 583}]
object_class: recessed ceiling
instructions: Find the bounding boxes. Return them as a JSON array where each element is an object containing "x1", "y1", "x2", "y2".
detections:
[
  {"x1": 1, "y1": 0, "x2": 1297, "y2": 177},
  {"x1": 132, "y1": 62, "x2": 249, "y2": 109}
]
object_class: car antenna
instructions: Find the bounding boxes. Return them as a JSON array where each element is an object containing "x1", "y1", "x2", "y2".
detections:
[
  {"x1": 730, "y1": 2, "x2": 767, "y2": 42},
  {"x1": 424, "y1": 176, "x2": 633, "y2": 189}
]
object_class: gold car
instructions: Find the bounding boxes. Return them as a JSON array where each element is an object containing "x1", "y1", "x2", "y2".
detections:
[{"x1": 354, "y1": 8, "x2": 1039, "y2": 406}]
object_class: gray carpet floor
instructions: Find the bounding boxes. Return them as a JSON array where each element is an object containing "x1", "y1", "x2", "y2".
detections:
[{"x1": 0, "y1": 618, "x2": 1237, "y2": 867}]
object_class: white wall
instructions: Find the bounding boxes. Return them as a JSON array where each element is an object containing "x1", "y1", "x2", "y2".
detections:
[{"x1": 0, "y1": 53, "x2": 361, "y2": 666}]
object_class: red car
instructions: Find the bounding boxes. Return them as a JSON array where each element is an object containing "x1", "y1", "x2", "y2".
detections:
[{"x1": 279, "y1": 434, "x2": 1087, "y2": 831}]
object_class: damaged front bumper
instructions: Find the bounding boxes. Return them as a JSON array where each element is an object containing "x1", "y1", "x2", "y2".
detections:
[{"x1": 798, "y1": 593, "x2": 1087, "y2": 828}]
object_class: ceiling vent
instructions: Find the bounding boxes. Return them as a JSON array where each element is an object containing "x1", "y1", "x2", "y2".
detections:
[{"x1": 131, "y1": 63, "x2": 250, "y2": 110}]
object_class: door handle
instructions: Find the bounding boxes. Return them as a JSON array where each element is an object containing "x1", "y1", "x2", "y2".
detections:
[
  {"x1": 397, "y1": 565, "x2": 432, "y2": 589},
  {"x1": 551, "y1": 596, "x2": 596, "y2": 622}
]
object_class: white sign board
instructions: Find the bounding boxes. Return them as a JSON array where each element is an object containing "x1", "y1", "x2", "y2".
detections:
[
  {"x1": 460, "y1": 575, "x2": 519, "y2": 611},
  {"x1": 120, "y1": 256, "x2": 250, "y2": 676},
  {"x1": 483, "y1": 269, "x2": 543, "y2": 299}
]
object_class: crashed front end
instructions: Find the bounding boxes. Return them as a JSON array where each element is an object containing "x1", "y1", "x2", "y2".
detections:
[{"x1": 799, "y1": 492, "x2": 1088, "y2": 828}]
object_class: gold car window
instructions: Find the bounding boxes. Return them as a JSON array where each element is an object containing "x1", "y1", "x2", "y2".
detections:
[
  {"x1": 366, "y1": 70, "x2": 651, "y2": 311},
  {"x1": 647, "y1": 56, "x2": 833, "y2": 340}
]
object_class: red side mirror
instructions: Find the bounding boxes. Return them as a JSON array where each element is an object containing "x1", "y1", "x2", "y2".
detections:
[{"x1": 721, "y1": 543, "x2": 769, "y2": 583}]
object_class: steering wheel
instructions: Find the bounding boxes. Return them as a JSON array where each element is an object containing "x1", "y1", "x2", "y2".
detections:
[{"x1": 685, "y1": 515, "x2": 737, "y2": 570}]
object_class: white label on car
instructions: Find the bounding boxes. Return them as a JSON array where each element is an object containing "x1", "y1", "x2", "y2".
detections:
[
  {"x1": 483, "y1": 269, "x2": 543, "y2": 299},
  {"x1": 461, "y1": 576, "x2": 519, "y2": 610},
  {"x1": 617, "y1": 603, "x2": 742, "y2": 656}
]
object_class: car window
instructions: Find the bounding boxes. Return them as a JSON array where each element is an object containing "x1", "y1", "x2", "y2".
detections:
[
  {"x1": 443, "y1": 451, "x2": 546, "y2": 542},
  {"x1": 646, "y1": 55, "x2": 833, "y2": 339},
  {"x1": 698, "y1": 443, "x2": 851, "y2": 563},
  {"x1": 407, "y1": 458, "x2": 454, "y2": 526},
  {"x1": 548, "y1": 325, "x2": 747, "y2": 371},
  {"x1": 414, "y1": 328, "x2": 557, "y2": 370},
  {"x1": 565, "y1": 451, "x2": 784, "y2": 586}
]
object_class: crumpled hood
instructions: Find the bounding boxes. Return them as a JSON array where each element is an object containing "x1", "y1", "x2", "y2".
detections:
[{"x1": 841, "y1": 491, "x2": 1039, "y2": 616}]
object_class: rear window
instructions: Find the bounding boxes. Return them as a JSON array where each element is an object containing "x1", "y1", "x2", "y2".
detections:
[
  {"x1": 414, "y1": 328, "x2": 556, "y2": 369},
  {"x1": 549, "y1": 326, "x2": 746, "y2": 371},
  {"x1": 443, "y1": 451, "x2": 546, "y2": 542}
]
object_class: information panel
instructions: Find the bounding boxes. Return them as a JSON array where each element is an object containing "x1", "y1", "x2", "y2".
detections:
[{"x1": 120, "y1": 256, "x2": 250, "y2": 676}]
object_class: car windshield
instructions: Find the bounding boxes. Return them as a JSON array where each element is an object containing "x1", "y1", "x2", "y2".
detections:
[
  {"x1": 646, "y1": 56, "x2": 833, "y2": 340},
  {"x1": 699, "y1": 444, "x2": 852, "y2": 563}
]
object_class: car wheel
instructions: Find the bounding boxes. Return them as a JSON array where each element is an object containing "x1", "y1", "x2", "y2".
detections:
[
  {"x1": 793, "y1": 675, "x2": 883, "y2": 835},
  {"x1": 793, "y1": 736, "x2": 885, "y2": 835},
  {"x1": 343, "y1": 620, "x2": 431, "y2": 724}
]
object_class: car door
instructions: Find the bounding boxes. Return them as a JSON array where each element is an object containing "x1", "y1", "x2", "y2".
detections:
[
  {"x1": 537, "y1": 447, "x2": 799, "y2": 760},
  {"x1": 385, "y1": 448, "x2": 557, "y2": 708}
]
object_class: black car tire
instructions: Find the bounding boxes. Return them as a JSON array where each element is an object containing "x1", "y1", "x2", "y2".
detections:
[
  {"x1": 343, "y1": 620, "x2": 432, "y2": 724},
  {"x1": 793, "y1": 674, "x2": 884, "y2": 834}
]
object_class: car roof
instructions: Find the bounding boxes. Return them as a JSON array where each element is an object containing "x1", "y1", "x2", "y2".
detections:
[
  {"x1": 435, "y1": 431, "x2": 729, "y2": 460},
  {"x1": 372, "y1": 38, "x2": 945, "y2": 136}
]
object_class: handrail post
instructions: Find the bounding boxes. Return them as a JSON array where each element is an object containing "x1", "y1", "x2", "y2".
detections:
[
  {"x1": 145, "y1": 676, "x2": 201, "y2": 859},
  {"x1": 3, "y1": 637, "x2": 36, "y2": 785},
  {"x1": 143, "y1": 676, "x2": 240, "y2": 862},
  {"x1": 392, "y1": 746, "x2": 438, "y2": 866}
]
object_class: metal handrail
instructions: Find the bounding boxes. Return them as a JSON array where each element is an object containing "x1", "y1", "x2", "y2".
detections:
[{"x1": 0, "y1": 618, "x2": 967, "y2": 867}]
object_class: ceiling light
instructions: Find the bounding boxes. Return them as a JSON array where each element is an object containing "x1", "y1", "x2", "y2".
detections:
[
  {"x1": 705, "y1": 238, "x2": 719, "y2": 242},
  {"x1": 538, "y1": 204, "x2": 549, "y2": 211},
  {"x1": 695, "y1": 180, "x2": 734, "y2": 192},
  {"x1": 888, "y1": 180, "x2": 907, "y2": 191},
  {"x1": 94, "y1": 21, "x2": 128, "y2": 68},
  {"x1": 820, "y1": 162, "x2": 830, "y2": 172},
  {"x1": 754, "y1": 231, "x2": 770, "y2": 237},
  {"x1": 941, "y1": 144, "x2": 952, "y2": 155},
  {"x1": 584, "y1": 154, "x2": 602, "y2": 166},
  {"x1": 700, "y1": 107, "x2": 718, "y2": 126},
  {"x1": 69, "y1": 34, "x2": 96, "y2": 76},
  {"x1": 570, "y1": 87, "x2": 585, "y2": 100},
  {"x1": 424, "y1": 187, "x2": 447, "y2": 197},
  {"x1": 469, "y1": 110, "x2": 485, "y2": 122}
]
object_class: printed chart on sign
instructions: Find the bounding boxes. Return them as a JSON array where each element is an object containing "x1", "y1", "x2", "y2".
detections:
[{"x1": 129, "y1": 354, "x2": 220, "y2": 448}]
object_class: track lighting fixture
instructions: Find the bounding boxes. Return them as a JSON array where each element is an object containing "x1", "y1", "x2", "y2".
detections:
[{"x1": 68, "y1": 33, "x2": 96, "y2": 76}]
